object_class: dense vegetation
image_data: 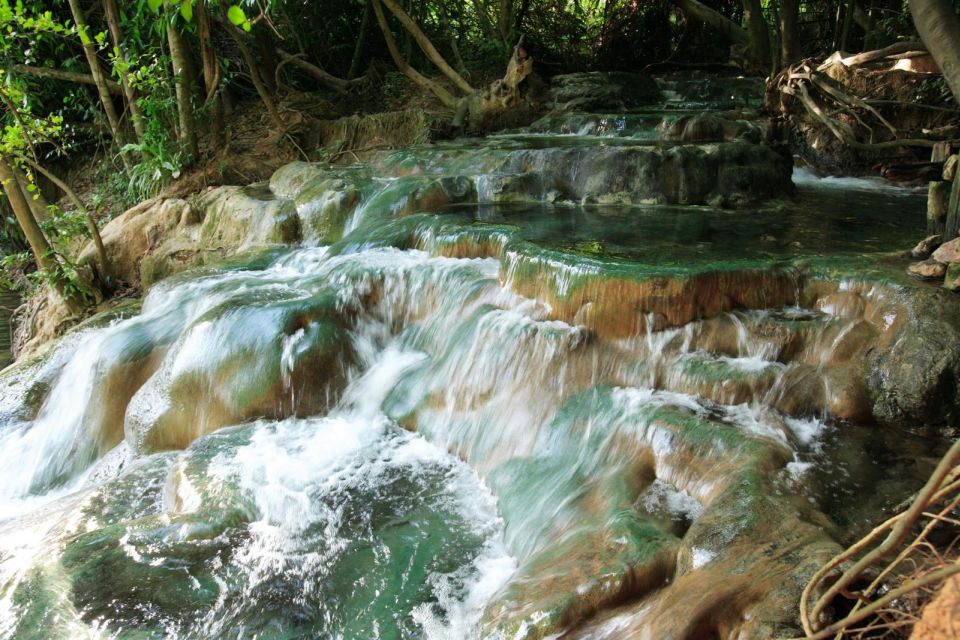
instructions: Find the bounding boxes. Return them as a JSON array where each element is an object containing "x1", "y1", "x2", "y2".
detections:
[{"x1": 0, "y1": 0, "x2": 958, "y2": 304}]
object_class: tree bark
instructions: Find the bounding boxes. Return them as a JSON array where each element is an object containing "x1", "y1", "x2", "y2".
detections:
[
  {"x1": 372, "y1": 0, "x2": 459, "y2": 108},
  {"x1": 221, "y1": 5, "x2": 284, "y2": 130},
  {"x1": 21, "y1": 157, "x2": 112, "y2": 284},
  {"x1": 908, "y1": 0, "x2": 960, "y2": 102},
  {"x1": 348, "y1": 0, "x2": 372, "y2": 80},
  {"x1": 780, "y1": 0, "x2": 801, "y2": 64},
  {"x1": 275, "y1": 48, "x2": 353, "y2": 92},
  {"x1": 669, "y1": 0, "x2": 751, "y2": 47},
  {"x1": 195, "y1": 0, "x2": 224, "y2": 143},
  {"x1": 166, "y1": 20, "x2": 199, "y2": 158},
  {"x1": 103, "y1": 0, "x2": 145, "y2": 143},
  {"x1": 12, "y1": 64, "x2": 123, "y2": 94},
  {"x1": 0, "y1": 158, "x2": 55, "y2": 271},
  {"x1": 12, "y1": 167, "x2": 50, "y2": 226},
  {"x1": 498, "y1": 0, "x2": 516, "y2": 51},
  {"x1": 742, "y1": 0, "x2": 772, "y2": 69},
  {"x1": 379, "y1": 0, "x2": 474, "y2": 94},
  {"x1": 0, "y1": 157, "x2": 84, "y2": 311},
  {"x1": 945, "y1": 175, "x2": 960, "y2": 239},
  {"x1": 66, "y1": 0, "x2": 132, "y2": 172}
]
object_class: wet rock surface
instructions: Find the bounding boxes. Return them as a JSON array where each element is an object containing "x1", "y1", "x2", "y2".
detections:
[{"x1": 2, "y1": 75, "x2": 955, "y2": 640}]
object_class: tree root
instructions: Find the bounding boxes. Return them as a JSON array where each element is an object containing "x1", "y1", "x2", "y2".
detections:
[
  {"x1": 793, "y1": 437, "x2": 960, "y2": 639},
  {"x1": 776, "y1": 60, "x2": 956, "y2": 151}
]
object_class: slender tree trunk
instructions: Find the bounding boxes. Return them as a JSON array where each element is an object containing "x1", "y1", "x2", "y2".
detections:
[
  {"x1": 22, "y1": 157, "x2": 112, "y2": 285},
  {"x1": 498, "y1": 0, "x2": 515, "y2": 51},
  {"x1": 780, "y1": 0, "x2": 801, "y2": 64},
  {"x1": 440, "y1": 3, "x2": 468, "y2": 75},
  {"x1": 742, "y1": 0, "x2": 771, "y2": 68},
  {"x1": 0, "y1": 159, "x2": 55, "y2": 271},
  {"x1": 12, "y1": 167, "x2": 50, "y2": 226},
  {"x1": 0, "y1": 157, "x2": 84, "y2": 311},
  {"x1": 66, "y1": 0, "x2": 132, "y2": 172},
  {"x1": 166, "y1": 19, "x2": 199, "y2": 158},
  {"x1": 908, "y1": 0, "x2": 960, "y2": 103},
  {"x1": 372, "y1": 0, "x2": 459, "y2": 108},
  {"x1": 223, "y1": 18, "x2": 284, "y2": 130},
  {"x1": 254, "y1": 28, "x2": 280, "y2": 94},
  {"x1": 348, "y1": 0, "x2": 372, "y2": 80},
  {"x1": 379, "y1": 0, "x2": 475, "y2": 94},
  {"x1": 103, "y1": 0, "x2": 145, "y2": 143},
  {"x1": 195, "y1": 0, "x2": 224, "y2": 143},
  {"x1": 840, "y1": 0, "x2": 855, "y2": 52}
]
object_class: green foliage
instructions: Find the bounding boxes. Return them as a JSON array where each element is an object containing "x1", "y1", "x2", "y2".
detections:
[
  {"x1": 29, "y1": 250, "x2": 95, "y2": 302},
  {"x1": 0, "y1": 250, "x2": 31, "y2": 291},
  {"x1": 121, "y1": 140, "x2": 185, "y2": 201}
]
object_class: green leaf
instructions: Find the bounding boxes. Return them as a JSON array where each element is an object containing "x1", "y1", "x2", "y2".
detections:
[
  {"x1": 147, "y1": 0, "x2": 162, "y2": 12},
  {"x1": 179, "y1": 0, "x2": 192, "y2": 21},
  {"x1": 241, "y1": 20, "x2": 251, "y2": 32},
  {"x1": 226, "y1": 5, "x2": 245, "y2": 25}
]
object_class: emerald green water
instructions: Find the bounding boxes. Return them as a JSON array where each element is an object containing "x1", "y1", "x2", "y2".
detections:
[{"x1": 0, "y1": 83, "x2": 946, "y2": 640}]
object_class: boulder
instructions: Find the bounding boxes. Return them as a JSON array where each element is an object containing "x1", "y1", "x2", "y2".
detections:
[
  {"x1": 908, "y1": 258, "x2": 947, "y2": 280},
  {"x1": 867, "y1": 286, "x2": 960, "y2": 428},
  {"x1": 931, "y1": 237, "x2": 960, "y2": 264},
  {"x1": 911, "y1": 234, "x2": 943, "y2": 259},
  {"x1": 124, "y1": 291, "x2": 353, "y2": 453},
  {"x1": 548, "y1": 72, "x2": 661, "y2": 111}
]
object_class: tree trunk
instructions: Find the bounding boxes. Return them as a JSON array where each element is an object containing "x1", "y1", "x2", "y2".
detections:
[
  {"x1": 742, "y1": 0, "x2": 772, "y2": 69},
  {"x1": 929, "y1": 180, "x2": 950, "y2": 235},
  {"x1": 22, "y1": 157, "x2": 112, "y2": 285},
  {"x1": 840, "y1": 0, "x2": 856, "y2": 52},
  {"x1": 0, "y1": 157, "x2": 84, "y2": 312},
  {"x1": 348, "y1": 0, "x2": 372, "y2": 79},
  {"x1": 12, "y1": 167, "x2": 50, "y2": 226},
  {"x1": 195, "y1": 0, "x2": 224, "y2": 143},
  {"x1": 12, "y1": 64, "x2": 123, "y2": 93},
  {"x1": 780, "y1": 0, "x2": 800, "y2": 65},
  {"x1": 440, "y1": 3, "x2": 468, "y2": 76},
  {"x1": 669, "y1": 0, "x2": 751, "y2": 47},
  {"x1": 379, "y1": 0, "x2": 474, "y2": 94},
  {"x1": 103, "y1": 0, "x2": 145, "y2": 143},
  {"x1": 945, "y1": 175, "x2": 960, "y2": 240},
  {"x1": 66, "y1": 0, "x2": 132, "y2": 172},
  {"x1": 498, "y1": 0, "x2": 516, "y2": 51},
  {"x1": 218, "y1": 3, "x2": 283, "y2": 130},
  {"x1": 254, "y1": 28, "x2": 280, "y2": 94},
  {"x1": 166, "y1": 20, "x2": 199, "y2": 158},
  {"x1": 372, "y1": 0, "x2": 459, "y2": 108},
  {"x1": 908, "y1": 0, "x2": 960, "y2": 103}
]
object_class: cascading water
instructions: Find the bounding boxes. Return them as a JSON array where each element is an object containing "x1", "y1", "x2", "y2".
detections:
[{"x1": 0, "y1": 78, "x2": 951, "y2": 639}]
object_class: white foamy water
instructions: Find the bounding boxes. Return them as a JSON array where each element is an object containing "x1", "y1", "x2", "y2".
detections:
[{"x1": 792, "y1": 166, "x2": 925, "y2": 193}]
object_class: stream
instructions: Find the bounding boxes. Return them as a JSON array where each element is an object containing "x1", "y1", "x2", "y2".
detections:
[{"x1": 0, "y1": 79, "x2": 951, "y2": 639}]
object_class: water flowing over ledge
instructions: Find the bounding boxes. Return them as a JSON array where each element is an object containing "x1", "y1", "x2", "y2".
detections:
[{"x1": 1, "y1": 93, "x2": 957, "y2": 639}]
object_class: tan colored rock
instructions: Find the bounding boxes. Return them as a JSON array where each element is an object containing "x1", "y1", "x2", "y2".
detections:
[
  {"x1": 911, "y1": 234, "x2": 943, "y2": 259},
  {"x1": 910, "y1": 570, "x2": 960, "y2": 639},
  {"x1": 932, "y1": 237, "x2": 960, "y2": 264},
  {"x1": 908, "y1": 259, "x2": 947, "y2": 280}
]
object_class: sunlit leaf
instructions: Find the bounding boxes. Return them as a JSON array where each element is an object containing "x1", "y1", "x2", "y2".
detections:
[
  {"x1": 180, "y1": 0, "x2": 193, "y2": 21},
  {"x1": 226, "y1": 5, "x2": 245, "y2": 25}
]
